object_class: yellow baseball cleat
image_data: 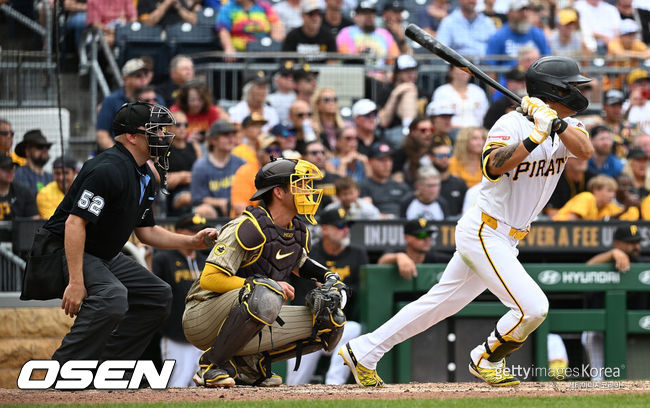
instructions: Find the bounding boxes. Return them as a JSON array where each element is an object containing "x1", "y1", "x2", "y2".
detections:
[
  {"x1": 469, "y1": 360, "x2": 521, "y2": 387},
  {"x1": 548, "y1": 359, "x2": 569, "y2": 381},
  {"x1": 338, "y1": 343, "x2": 384, "y2": 387}
]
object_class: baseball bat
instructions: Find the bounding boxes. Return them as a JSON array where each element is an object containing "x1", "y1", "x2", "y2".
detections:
[{"x1": 405, "y1": 24, "x2": 522, "y2": 104}]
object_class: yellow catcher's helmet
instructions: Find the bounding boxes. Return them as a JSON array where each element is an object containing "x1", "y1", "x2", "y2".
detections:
[{"x1": 250, "y1": 158, "x2": 323, "y2": 224}]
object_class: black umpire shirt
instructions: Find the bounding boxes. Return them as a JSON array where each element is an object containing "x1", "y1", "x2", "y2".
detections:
[{"x1": 44, "y1": 143, "x2": 157, "y2": 260}]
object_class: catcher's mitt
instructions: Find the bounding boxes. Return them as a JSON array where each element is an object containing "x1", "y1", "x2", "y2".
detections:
[{"x1": 305, "y1": 277, "x2": 346, "y2": 336}]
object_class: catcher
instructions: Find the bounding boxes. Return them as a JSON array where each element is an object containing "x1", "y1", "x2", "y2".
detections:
[{"x1": 182, "y1": 157, "x2": 347, "y2": 387}]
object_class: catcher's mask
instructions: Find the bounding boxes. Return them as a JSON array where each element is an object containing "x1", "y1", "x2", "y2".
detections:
[
  {"x1": 112, "y1": 102, "x2": 176, "y2": 170},
  {"x1": 525, "y1": 56, "x2": 592, "y2": 113},
  {"x1": 250, "y1": 158, "x2": 323, "y2": 225}
]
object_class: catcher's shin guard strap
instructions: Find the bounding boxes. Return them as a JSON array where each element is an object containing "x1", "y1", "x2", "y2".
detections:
[{"x1": 485, "y1": 328, "x2": 524, "y2": 362}]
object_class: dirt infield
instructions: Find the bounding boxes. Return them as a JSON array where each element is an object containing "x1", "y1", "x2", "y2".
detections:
[{"x1": 2, "y1": 381, "x2": 650, "y2": 405}]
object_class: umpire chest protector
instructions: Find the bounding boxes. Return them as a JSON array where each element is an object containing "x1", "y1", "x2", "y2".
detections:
[{"x1": 237, "y1": 206, "x2": 309, "y2": 281}]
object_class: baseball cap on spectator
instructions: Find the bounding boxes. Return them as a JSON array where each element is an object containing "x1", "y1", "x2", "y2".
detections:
[
  {"x1": 352, "y1": 99, "x2": 377, "y2": 117},
  {"x1": 627, "y1": 68, "x2": 649, "y2": 85},
  {"x1": 383, "y1": 0, "x2": 404, "y2": 12},
  {"x1": 259, "y1": 134, "x2": 281, "y2": 150},
  {"x1": 404, "y1": 218, "x2": 435, "y2": 238},
  {"x1": 628, "y1": 147, "x2": 648, "y2": 160},
  {"x1": 122, "y1": 58, "x2": 148, "y2": 77},
  {"x1": 245, "y1": 70, "x2": 270, "y2": 85},
  {"x1": 604, "y1": 89, "x2": 626, "y2": 105},
  {"x1": 319, "y1": 208, "x2": 351, "y2": 227},
  {"x1": 301, "y1": 0, "x2": 324, "y2": 14},
  {"x1": 505, "y1": 68, "x2": 525, "y2": 81},
  {"x1": 395, "y1": 54, "x2": 418, "y2": 71},
  {"x1": 0, "y1": 154, "x2": 17, "y2": 170},
  {"x1": 52, "y1": 156, "x2": 77, "y2": 170},
  {"x1": 293, "y1": 63, "x2": 319, "y2": 81},
  {"x1": 355, "y1": 0, "x2": 377, "y2": 13},
  {"x1": 15, "y1": 129, "x2": 52, "y2": 157},
  {"x1": 426, "y1": 100, "x2": 455, "y2": 117},
  {"x1": 242, "y1": 112, "x2": 269, "y2": 128},
  {"x1": 270, "y1": 123, "x2": 293, "y2": 138},
  {"x1": 278, "y1": 60, "x2": 295, "y2": 76},
  {"x1": 509, "y1": 0, "x2": 530, "y2": 12},
  {"x1": 208, "y1": 119, "x2": 236, "y2": 137},
  {"x1": 368, "y1": 142, "x2": 393, "y2": 159},
  {"x1": 557, "y1": 8, "x2": 578, "y2": 26},
  {"x1": 620, "y1": 19, "x2": 639, "y2": 36},
  {"x1": 175, "y1": 213, "x2": 208, "y2": 232},
  {"x1": 614, "y1": 224, "x2": 642, "y2": 242}
]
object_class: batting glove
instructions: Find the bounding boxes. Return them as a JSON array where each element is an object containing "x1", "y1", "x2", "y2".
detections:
[
  {"x1": 528, "y1": 106, "x2": 558, "y2": 144},
  {"x1": 520, "y1": 96, "x2": 547, "y2": 116}
]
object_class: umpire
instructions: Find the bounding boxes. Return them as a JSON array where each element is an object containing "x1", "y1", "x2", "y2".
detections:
[{"x1": 21, "y1": 102, "x2": 218, "y2": 365}]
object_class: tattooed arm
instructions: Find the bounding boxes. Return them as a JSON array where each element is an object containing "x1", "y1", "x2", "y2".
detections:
[{"x1": 485, "y1": 142, "x2": 532, "y2": 177}]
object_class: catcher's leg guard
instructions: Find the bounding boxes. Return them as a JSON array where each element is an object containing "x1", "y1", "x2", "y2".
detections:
[
  {"x1": 484, "y1": 327, "x2": 524, "y2": 363},
  {"x1": 204, "y1": 277, "x2": 284, "y2": 366}
]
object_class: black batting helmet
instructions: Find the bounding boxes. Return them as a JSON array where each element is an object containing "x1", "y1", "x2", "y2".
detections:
[{"x1": 525, "y1": 56, "x2": 592, "y2": 113}]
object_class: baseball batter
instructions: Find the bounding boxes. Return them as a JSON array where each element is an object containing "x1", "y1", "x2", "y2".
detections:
[{"x1": 339, "y1": 56, "x2": 595, "y2": 387}]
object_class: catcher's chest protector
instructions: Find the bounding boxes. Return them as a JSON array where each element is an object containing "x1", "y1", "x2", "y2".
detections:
[{"x1": 238, "y1": 206, "x2": 307, "y2": 281}]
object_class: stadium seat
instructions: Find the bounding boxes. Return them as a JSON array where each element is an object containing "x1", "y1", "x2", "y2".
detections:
[
  {"x1": 245, "y1": 37, "x2": 283, "y2": 63},
  {"x1": 196, "y1": 7, "x2": 217, "y2": 27},
  {"x1": 166, "y1": 22, "x2": 221, "y2": 61},
  {"x1": 114, "y1": 22, "x2": 170, "y2": 82}
]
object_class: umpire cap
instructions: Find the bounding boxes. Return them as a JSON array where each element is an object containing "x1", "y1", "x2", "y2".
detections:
[{"x1": 250, "y1": 157, "x2": 296, "y2": 200}]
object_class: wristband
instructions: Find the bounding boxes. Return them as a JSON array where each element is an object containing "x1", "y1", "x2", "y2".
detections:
[
  {"x1": 555, "y1": 119, "x2": 568, "y2": 134},
  {"x1": 523, "y1": 137, "x2": 539, "y2": 153}
]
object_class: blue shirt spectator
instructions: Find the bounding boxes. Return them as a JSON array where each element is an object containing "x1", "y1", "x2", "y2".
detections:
[
  {"x1": 588, "y1": 126, "x2": 624, "y2": 178},
  {"x1": 436, "y1": 3, "x2": 496, "y2": 58}
]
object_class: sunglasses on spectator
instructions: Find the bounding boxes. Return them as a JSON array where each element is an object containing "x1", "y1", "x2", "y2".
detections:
[
  {"x1": 0, "y1": 130, "x2": 14, "y2": 137},
  {"x1": 33, "y1": 145, "x2": 50, "y2": 151},
  {"x1": 132, "y1": 70, "x2": 149, "y2": 79},
  {"x1": 413, "y1": 231, "x2": 433, "y2": 240},
  {"x1": 266, "y1": 147, "x2": 283, "y2": 156},
  {"x1": 362, "y1": 112, "x2": 377, "y2": 119},
  {"x1": 305, "y1": 10, "x2": 322, "y2": 17},
  {"x1": 296, "y1": 112, "x2": 313, "y2": 118},
  {"x1": 321, "y1": 96, "x2": 338, "y2": 103},
  {"x1": 175, "y1": 122, "x2": 189, "y2": 128},
  {"x1": 332, "y1": 221, "x2": 350, "y2": 230},
  {"x1": 307, "y1": 149, "x2": 325, "y2": 155},
  {"x1": 435, "y1": 152, "x2": 452, "y2": 159}
]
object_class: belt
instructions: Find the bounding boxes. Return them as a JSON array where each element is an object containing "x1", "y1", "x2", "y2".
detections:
[{"x1": 481, "y1": 212, "x2": 529, "y2": 240}]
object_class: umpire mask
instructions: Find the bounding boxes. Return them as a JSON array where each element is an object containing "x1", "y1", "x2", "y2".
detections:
[{"x1": 112, "y1": 102, "x2": 176, "y2": 170}]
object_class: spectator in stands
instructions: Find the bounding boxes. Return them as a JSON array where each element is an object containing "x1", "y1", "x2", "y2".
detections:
[
  {"x1": 485, "y1": 0, "x2": 550, "y2": 68},
  {"x1": 286, "y1": 207, "x2": 367, "y2": 385},
  {"x1": 311, "y1": 87, "x2": 344, "y2": 152},
  {"x1": 435, "y1": 0, "x2": 496, "y2": 58},
  {"x1": 613, "y1": 173, "x2": 643, "y2": 220},
  {"x1": 602, "y1": 89, "x2": 638, "y2": 160},
  {"x1": 96, "y1": 59, "x2": 163, "y2": 151},
  {"x1": 138, "y1": 0, "x2": 198, "y2": 27},
  {"x1": 392, "y1": 116, "x2": 435, "y2": 187},
  {"x1": 625, "y1": 80, "x2": 650, "y2": 135},
  {"x1": 14, "y1": 130, "x2": 53, "y2": 195},
  {"x1": 321, "y1": 0, "x2": 353, "y2": 37},
  {"x1": 171, "y1": 80, "x2": 227, "y2": 145},
  {"x1": 574, "y1": 0, "x2": 621, "y2": 55},
  {"x1": 381, "y1": 1, "x2": 410, "y2": 54},
  {"x1": 86, "y1": 0, "x2": 137, "y2": 47},
  {"x1": 166, "y1": 111, "x2": 202, "y2": 217},
  {"x1": 228, "y1": 71, "x2": 279, "y2": 132},
  {"x1": 482, "y1": 0, "x2": 506, "y2": 29},
  {"x1": 271, "y1": 123, "x2": 298, "y2": 153},
  {"x1": 351, "y1": 99, "x2": 380, "y2": 157},
  {"x1": 268, "y1": 61, "x2": 297, "y2": 125},
  {"x1": 232, "y1": 113, "x2": 268, "y2": 164},
  {"x1": 216, "y1": 0, "x2": 285, "y2": 55},
  {"x1": 430, "y1": 66, "x2": 489, "y2": 128},
  {"x1": 377, "y1": 55, "x2": 420, "y2": 143},
  {"x1": 157, "y1": 55, "x2": 195, "y2": 107},
  {"x1": 303, "y1": 140, "x2": 339, "y2": 211},
  {"x1": 190, "y1": 119, "x2": 245, "y2": 217},
  {"x1": 552, "y1": 175, "x2": 622, "y2": 220},
  {"x1": 359, "y1": 142, "x2": 411, "y2": 219},
  {"x1": 587, "y1": 125, "x2": 624, "y2": 178},
  {"x1": 430, "y1": 143, "x2": 466, "y2": 218},
  {"x1": 0, "y1": 154, "x2": 39, "y2": 220},
  {"x1": 282, "y1": 0, "x2": 337, "y2": 63},
  {"x1": 36, "y1": 156, "x2": 78, "y2": 219},
  {"x1": 153, "y1": 213, "x2": 207, "y2": 387},
  {"x1": 230, "y1": 134, "x2": 281, "y2": 216},
  {"x1": 274, "y1": 0, "x2": 303, "y2": 33},
  {"x1": 548, "y1": 8, "x2": 586, "y2": 58},
  {"x1": 336, "y1": 1, "x2": 400, "y2": 66},
  {"x1": 323, "y1": 176, "x2": 380, "y2": 220},
  {"x1": 605, "y1": 19, "x2": 650, "y2": 91},
  {"x1": 329, "y1": 126, "x2": 369, "y2": 183},
  {"x1": 623, "y1": 147, "x2": 650, "y2": 198},
  {"x1": 544, "y1": 157, "x2": 596, "y2": 218},
  {"x1": 483, "y1": 68, "x2": 526, "y2": 129},
  {"x1": 425, "y1": 100, "x2": 455, "y2": 147},
  {"x1": 0, "y1": 119, "x2": 23, "y2": 166},
  {"x1": 293, "y1": 63, "x2": 320, "y2": 103},
  {"x1": 377, "y1": 218, "x2": 452, "y2": 280},
  {"x1": 618, "y1": 0, "x2": 636, "y2": 20},
  {"x1": 134, "y1": 86, "x2": 160, "y2": 105},
  {"x1": 418, "y1": 0, "x2": 450, "y2": 36},
  {"x1": 286, "y1": 99, "x2": 318, "y2": 153},
  {"x1": 635, "y1": 0, "x2": 650, "y2": 44},
  {"x1": 64, "y1": 0, "x2": 88, "y2": 49},
  {"x1": 448, "y1": 126, "x2": 486, "y2": 188},
  {"x1": 400, "y1": 166, "x2": 448, "y2": 220}
]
